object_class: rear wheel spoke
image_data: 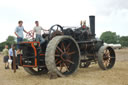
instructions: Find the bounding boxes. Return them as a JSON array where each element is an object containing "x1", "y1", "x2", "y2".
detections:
[
  {"x1": 57, "y1": 46, "x2": 64, "y2": 53},
  {"x1": 62, "y1": 43, "x2": 66, "y2": 52},
  {"x1": 60, "y1": 63, "x2": 63, "y2": 72},
  {"x1": 66, "y1": 59, "x2": 74, "y2": 64},
  {"x1": 56, "y1": 60, "x2": 62, "y2": 65},
  {"x1": 63, "y1": 63, "x2": 69, "y2": 72},
  {"x1": 67, "y1": 51, "x2": 75, "y2": 55},
  {"x1": 66, "y1": 43, "x2": 71, "y2": 52}
]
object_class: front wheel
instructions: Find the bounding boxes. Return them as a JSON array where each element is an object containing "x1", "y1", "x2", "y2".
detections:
[{"x1": 98, "y1": 46, "x2": 116, "y2": 70}]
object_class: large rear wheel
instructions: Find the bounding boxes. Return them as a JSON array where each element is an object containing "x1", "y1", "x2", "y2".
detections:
[{"x1": 45, "y1": 36, "x2": 80, "y2": 77}]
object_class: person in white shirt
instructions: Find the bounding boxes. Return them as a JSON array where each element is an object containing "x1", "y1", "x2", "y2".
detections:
[
  {"x1": 33, "y1": 21, "x2": 48, "y2": 44},
  {"x1": 9, "y1": 45, "x2": 18, "y2": 69}
]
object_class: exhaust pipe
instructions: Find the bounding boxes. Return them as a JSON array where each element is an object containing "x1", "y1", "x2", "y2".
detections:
[{"x1": 89, "y1": 16, "x2": 95, "y2": 38}]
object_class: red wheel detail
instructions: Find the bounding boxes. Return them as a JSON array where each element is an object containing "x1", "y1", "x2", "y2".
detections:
[
  {"x1": 26, "y1": 30, "x2": 34, "y2": 40},
  {"x1": 55, "y1": 42, "x2": 76, "y2": 73}
]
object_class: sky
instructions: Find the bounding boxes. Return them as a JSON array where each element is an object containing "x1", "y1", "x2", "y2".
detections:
[{"x1": 0, "y1": 0, "x2": 128, "y2": 42}]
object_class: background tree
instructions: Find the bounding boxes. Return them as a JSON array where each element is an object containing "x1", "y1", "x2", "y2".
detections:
[
  {"x1": 119, "y1": 36, "x2": 128, "y2": 47},
  {"x1": 0, "y1": 41, "x2": 7, "y2": 51},
  {"x1": 6, "y1": 36, "x2": 16, "y2": 45},
  {"x1": 0, "y1": 36, "x2": 16, "y2": 51},
  {"x1": 100, "y1": 31, "x2": 118, "y2": 44}
]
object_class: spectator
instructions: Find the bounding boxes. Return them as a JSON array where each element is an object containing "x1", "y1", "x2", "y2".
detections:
[
  {"x1": 2, "y1": 45, "x2": 9, "y2": 69},
  {"x1": 9, "y1": 45, "x2": 18, "y2": 69}
]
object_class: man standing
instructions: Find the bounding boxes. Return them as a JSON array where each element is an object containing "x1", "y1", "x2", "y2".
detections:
[
  {"x1": 33, "y1": 21, "x2": 47, "y2": 44},
  {"x1": 9, "y1": 45, "x2": 18, "y2": 69},
  {"x1": 2, "y1": 45, "x2": 9, "y2": 69},
  {"x1": 14, "y1": 20, "x2": 28, "y2": 49}
]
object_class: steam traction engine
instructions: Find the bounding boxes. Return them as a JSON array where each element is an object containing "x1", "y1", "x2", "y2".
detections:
[{"x1": 16, "y1": 16, "x2": 116, "y2": 77}]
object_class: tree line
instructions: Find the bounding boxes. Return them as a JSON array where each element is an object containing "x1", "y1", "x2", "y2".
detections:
[
  {"x1": 100, "y1": 31, "x2": 128, "y2": 47},
  {"x1": 0, "y1": 36, "x2": 16, "y2": 51},
  {"x1": 0, "y1": 36, "x2": 28, "y2": 51}
]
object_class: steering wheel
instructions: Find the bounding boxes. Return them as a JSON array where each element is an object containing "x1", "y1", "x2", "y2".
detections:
[
  {"x1": 26, "y1": 30, "x2": 34, "y2": 40},
  {"x1": 49, "y1": 24, "x2": 64, "y2": 39}
]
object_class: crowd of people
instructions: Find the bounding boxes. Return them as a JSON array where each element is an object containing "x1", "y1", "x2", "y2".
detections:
[{"x1": 2, "y1": 20, "x2": 47, "y2": 70}]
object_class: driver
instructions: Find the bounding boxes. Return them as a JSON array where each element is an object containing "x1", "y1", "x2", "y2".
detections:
[
  {"x1": 80, "y1": 20, "x2": 91, "y2": 34},
  {"x1": 33, "y1": 21, "x2": 48, "y2": 44}
]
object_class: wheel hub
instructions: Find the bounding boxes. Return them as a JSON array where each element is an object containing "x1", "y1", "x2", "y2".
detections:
[
  {"x1": 61, "y1": 53, "x2": 69, "y2": 61},
  {"x1": 62, "y1": 53, "x2": 69, "y2": 60}
]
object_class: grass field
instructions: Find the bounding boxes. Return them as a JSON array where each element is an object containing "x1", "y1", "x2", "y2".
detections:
[{"x1": 0, "y1": 48, "x2": 128, "y2": 85}]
